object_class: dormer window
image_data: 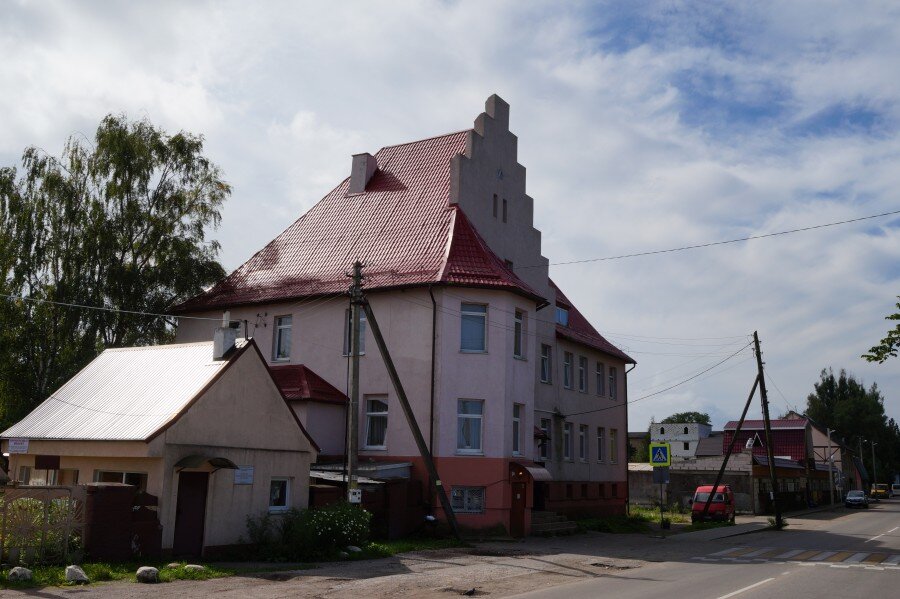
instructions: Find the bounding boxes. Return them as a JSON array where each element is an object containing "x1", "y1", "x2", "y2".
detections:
[{"x1": 555, "y1": 306, "x2": 569, "y2": 326}]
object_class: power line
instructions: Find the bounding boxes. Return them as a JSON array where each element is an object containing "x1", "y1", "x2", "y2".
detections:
[{"x1": 517, "y1": 209, "x2": 900, "y2": 269}]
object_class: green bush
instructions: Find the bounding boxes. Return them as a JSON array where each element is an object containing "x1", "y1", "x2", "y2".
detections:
[{"x1": 245, "y1": 502, "x2": 372, "y2": 561}]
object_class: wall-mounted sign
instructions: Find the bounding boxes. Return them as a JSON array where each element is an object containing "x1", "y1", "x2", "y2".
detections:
[
  {"x1": 234, "y1": 466, "x2": 254, "y2": 485},
  {"x1": 8, "y1": 439, "x2": 29, "y2": 454},
  {"x1": 348, "y1": 488, "x2": 362, "y2": 504}
]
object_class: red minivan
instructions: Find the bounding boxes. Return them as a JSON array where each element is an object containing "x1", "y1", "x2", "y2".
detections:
[{"x1": 690, "y1": 485, "x2": 736, "y2": 523}]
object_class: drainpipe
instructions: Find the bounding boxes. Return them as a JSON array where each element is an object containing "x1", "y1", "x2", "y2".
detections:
[
  {"x1": 625, "y1": 362, "x2": 636, "y2": 515},
  {"x1": 428, "y1": 286, "x2": 438, "y2": 509}
]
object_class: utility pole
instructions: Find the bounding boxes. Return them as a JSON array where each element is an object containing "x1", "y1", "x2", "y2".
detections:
[
  {"x1": 827, "y1": 428, "x2": 836, "y2": 505},
  {"x1": 870, "y1": 441, "x2": 878, "y2": 490},
  {"x1": 858, "y1": 437, "x2": 866, "y2": 490},
  {"x1": 753, "y1": 331, "x2": 782, "y2": 528},
  {"x1": 345, "y1": 261, "x2": 364, "y2": 504}
]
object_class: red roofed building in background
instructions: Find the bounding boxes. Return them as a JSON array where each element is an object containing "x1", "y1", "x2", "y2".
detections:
[{"x1": 174, "y1": 95, "x2": 634, "y2": 535}]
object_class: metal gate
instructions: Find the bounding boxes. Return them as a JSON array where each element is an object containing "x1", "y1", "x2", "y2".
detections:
[{"x1": 0, "y1": 485, "x2": 86, "y2": 565}]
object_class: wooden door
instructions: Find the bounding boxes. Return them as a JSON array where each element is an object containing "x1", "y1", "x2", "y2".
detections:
[{"x1": 173, "y1": 472, "x2": 209, "y2": 557}]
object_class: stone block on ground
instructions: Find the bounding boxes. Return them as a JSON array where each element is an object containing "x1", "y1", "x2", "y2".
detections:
[
  {"x1": 65, "y1": 565, "x2": 89, "y2": 584},
  {"x1": 184, "y1": 564, "x2": 205, "y2": 572},
  {"x1": 136, "y1": 566, "x2": 159, "y2": 583},
  {"x1": 8, "y1": 567, "x2": 32, "y2": 581}
]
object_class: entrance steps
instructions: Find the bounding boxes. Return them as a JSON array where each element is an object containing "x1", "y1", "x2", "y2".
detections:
[{"x1": 530, "y1": 510, "x2": 579, "y2": 536}]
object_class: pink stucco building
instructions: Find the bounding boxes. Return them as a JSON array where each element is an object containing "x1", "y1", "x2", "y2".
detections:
[{"x1": 174, "y1": 95, "x2": 634, "y2": 535}]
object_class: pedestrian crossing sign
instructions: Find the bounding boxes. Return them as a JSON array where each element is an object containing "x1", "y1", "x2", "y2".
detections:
[{"x1": 649, "y1": 442, "x2": 671, "y2": 467}]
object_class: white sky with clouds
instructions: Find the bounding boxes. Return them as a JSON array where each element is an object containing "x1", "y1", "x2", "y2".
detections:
[{"x1": 3, "y1": 0, "x2": 898, "y2": 433}]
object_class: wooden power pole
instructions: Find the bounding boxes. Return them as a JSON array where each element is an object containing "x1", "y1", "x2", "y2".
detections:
[{"x1": 754, "y1": 331, "x2": 783, "y2": 528}]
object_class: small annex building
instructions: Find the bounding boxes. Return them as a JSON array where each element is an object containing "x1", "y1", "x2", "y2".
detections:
[{"x1": 0, "y1": 332, "x2": 318, "y2": 557}]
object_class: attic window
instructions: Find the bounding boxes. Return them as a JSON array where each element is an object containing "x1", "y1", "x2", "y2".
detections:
[{"x1": 555, "y1": 306, "x2": 569, "y2": 326}]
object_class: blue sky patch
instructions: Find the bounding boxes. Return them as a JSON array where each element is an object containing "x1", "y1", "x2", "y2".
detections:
[{"x1": 788, "y1": 102, "x2": 890, "y2": 138}]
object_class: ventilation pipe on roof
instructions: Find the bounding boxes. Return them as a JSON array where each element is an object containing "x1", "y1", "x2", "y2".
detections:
[{"x1": 348, "y1": 152, "x2": 377, "y2": 194}]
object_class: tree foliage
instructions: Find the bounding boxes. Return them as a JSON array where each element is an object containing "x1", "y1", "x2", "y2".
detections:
[
  {"x1": 0, "y1": 115, "x2": 228, "y2": 428},
  {"x1": 805, "y1": 368, "x2": 899, "y2": 483},
  {"x1": 862, "y1": 297, "x2": 900, "y2": 363},
  {"x1": 660, "y1": 411, "x2": 711, "y2": 426}
]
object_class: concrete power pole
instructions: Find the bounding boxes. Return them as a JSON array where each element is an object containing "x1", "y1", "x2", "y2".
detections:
[
  {"x1": 345, "y1": 261, "x2": 364, "y2": 504},
  {"x1": 827, "y1": 428, "x2": 835, "y2": 506},
  {"x1": 753, "y1": 331, "x2": 783, "y2": 528}
]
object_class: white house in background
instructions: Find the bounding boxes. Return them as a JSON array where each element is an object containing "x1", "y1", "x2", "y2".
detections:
[{"x1": 650, "y1": 422, "x2": 712, "y2": 461}]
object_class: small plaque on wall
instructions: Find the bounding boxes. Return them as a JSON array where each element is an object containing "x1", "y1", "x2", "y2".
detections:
[{"x1": 234, "y1": 466, "x2": 254, "y2": 485}]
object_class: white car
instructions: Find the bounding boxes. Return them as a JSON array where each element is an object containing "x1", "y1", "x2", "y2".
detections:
[{"x1": 891, "y1": 484, "x2": 900, "y2": 498}]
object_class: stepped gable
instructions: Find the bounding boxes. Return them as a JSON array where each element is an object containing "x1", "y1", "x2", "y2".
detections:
[
  {"x1": 551, "y1": 279, "x2": 634, "y2": 363},
  {"x1": 175, "y1": 130, "x2": 542, "y2": 312}
]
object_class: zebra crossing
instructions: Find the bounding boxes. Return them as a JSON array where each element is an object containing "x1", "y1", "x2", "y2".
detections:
[{"x1": 694, "y1": 546, "x2": 900, "y2": 570}]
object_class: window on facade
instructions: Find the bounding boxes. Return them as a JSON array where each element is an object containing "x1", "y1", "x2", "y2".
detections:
[
  {"x1": 18, "y1": 466, "x2": 31, "y2": 485},
  {"x1": 457, "y1": 399, "x2": 484, "y2": 453},
  {"x1": 342, "y1": 309, "x2": 367, "y2": 356},
  {"x1": 609, "y1": 367, "x2": 618, "y2": 399},
  {"x1": 513, "y1": 310, "x2": 525, "y2": 359},
  {"x1": 610, "y1": 429, "x2": 618, "y2": 463},
  {"x1": 578, "y1": 356, "x2": 587, "y2": 392},
  {"x1": 555, "y1": 306, "x2": 569, "y2": 326},
  {"x1": 460, "y1": 303, "x2": 487, "y2": 352},
  {"x1": 96, "y1": 471, "x2": 148, "y2": 492},
  {"x1": 564, "y1": 423, "x2": 573, "y2": 460},
  {"x1": 683, "y1": 442, "x2": 690, "y2": 451},
  {"x1": 563, "y1": 352, "x2": 573, "y2": 389},
  {"x1": 579, "y1": 425, "x2": 588, "y2": 461},
  {"x1": 683, "y1": 426, "x2": 689, "y2": 434},
  {"x1": 597, "y1": 427, "x2": 605, "y2": 462},
  {"x1": 273, "y1": 315, "x2": 292, "y2": 361},
  {"x1": 269, "y1": 478, "x2": 290, "y2": 512},
  {"x1": 540, "y1": 344, "x2": 552, "y2": 383},
  {"x1": 365, "y1": 397, "x2": 388, "y2": 448},
  {"x1": 512, "y1": 404, "x2": 522, "y2": 455},
  {"x1": 451, "y1": 486, "x2": 485, "y2": 513},
  {"x1": 493, "y1": 194, "x2": 498, "y2": 218},
  {"x1": 660, "y1": 427, "x2": 665, "y2": 435},
  {"x1": 596, "y1": 362, "x2": 605, "y2": 396},
  {"x1": 540, "y1": 418, "x2": 551, "y2": 460},
  {"x1": 502, "y1": 198, "x2": 508, "y2": 223}
]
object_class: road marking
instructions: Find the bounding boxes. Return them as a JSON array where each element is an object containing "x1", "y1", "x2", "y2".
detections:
[
  {"x1": 866, "y1": 526, "x2": 898, "y2": 542},
  {"x1": 727, "y1": 547, "x2": 762, "y2": 557},
  {"x1": 790, "y1": 550, "x2": 821, "y2": 561},
  {"x1": 760, "y1": 548, "x2": 791, "y2": 558},
  {"x1": 863, "y1": 553, "x2": 887, "y2": 564},
  {"x1": 883, "y1": 555, "x2": 900, "y2": 566},
  {"x1": 716, "y1": 577, "x2": 776, "y2": 599},
  {"x1": 808, "y1": 551, "x2": 837, "y2": 561},
  {"x1": 844, "y1": 552, "x2": 869, "y2": 564},
  {"x1": 741, "y1": 547, "x2": 776, "y2": 558},
  {"x1": 773, "y1": 549, "x2": 805, "y2": 559},
  {"x1": 710, "y1": 547, "x2": 744, "y2": 557},
  {"x1": 825, "y1": 551, "x2": 855, "y2": 562}
]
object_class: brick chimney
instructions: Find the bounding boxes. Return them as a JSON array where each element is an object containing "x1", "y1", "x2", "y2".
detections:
[{"x1": 348, "y1": 152, "x2": 377, "y2": 194}]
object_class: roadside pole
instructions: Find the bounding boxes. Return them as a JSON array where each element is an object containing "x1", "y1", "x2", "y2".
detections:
[
  {"x1": 649, "y1": 443, "x2": 671, "y2": 529},
  {"x1": 345, "y1": 261, "x2": 364, "y2": 505},
  {"x1": 827, "y1": 428, "x2": 835, "y2": 505},
  {"x1": 754, "y1": 331, "x2": 782, "y2": 528}
]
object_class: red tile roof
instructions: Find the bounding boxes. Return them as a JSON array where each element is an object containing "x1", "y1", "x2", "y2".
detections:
[
  {"x1": 269, "y1": 364, "x2": 348, "y2": 405},
  {"x1": 174, "y1": 131, "x2": 543, "y2": 312},
  {"x1": 551, "y1": 280, "x2": 634, "y2": 363},
  {"x1": 723, "y1": 419, "x2": 808, "y2": 430}
]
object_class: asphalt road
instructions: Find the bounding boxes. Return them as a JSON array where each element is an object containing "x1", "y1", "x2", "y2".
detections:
[{"x1": 514, "y1": 499, "x2": 900, "y2": 599}]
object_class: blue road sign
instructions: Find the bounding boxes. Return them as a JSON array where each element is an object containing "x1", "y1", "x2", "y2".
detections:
[{"x1": 649, "y1": 442, "x2": 671, "y2": 466}]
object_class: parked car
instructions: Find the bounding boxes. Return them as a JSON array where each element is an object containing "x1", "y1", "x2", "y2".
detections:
[
  {"x1": 845, "y1": 490, "x2": 869, "y2": 508},
  {"x1": 871, "y1": 484, "x2": 889, "y2": 500},
  {"x1": 891, "y1": 484, "x2": 900, "y2": 498},
  {"x1": 690, "y1": 485, "x2": 736, "y2": 523}
]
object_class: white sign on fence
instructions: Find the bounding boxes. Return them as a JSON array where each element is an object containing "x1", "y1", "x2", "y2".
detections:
[{"x1": 7, "y1": 439, "x2": 29, "y2": 454}]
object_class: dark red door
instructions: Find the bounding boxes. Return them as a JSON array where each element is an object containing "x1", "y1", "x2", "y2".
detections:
[
  {"x1": 173, "y1": 472, "x2": 209, "y2": 557},
  {"x1": 510, "y1": 482, "x2": 526, "y2": 537}
]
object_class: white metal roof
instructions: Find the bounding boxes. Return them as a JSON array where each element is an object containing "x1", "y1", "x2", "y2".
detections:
[{"x1": 1, "y1": 341, "x2": 246, "y2": 441}]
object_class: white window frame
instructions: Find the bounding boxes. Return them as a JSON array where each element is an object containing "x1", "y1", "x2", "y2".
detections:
[
  {"x1": 609, "y1": 366, "x2": 618, "y2": 400},
  {"x1": 564, "y1": 422, "x2": 573, "y2": 461},
  {"x1": 513, "y1": 310, "x2": 525, "y2": 359},
  {"x1": 456, "y1": 399, "x2": 484, "y2": 454},
  {"x1": 268, "y1": 477, "x2": 290, "y2": 513},
  {"x1": 563, "y1": 352, "x2": 573, "y2": 389},
  {"x1": 540, "y1": 344, "x2": 552, "y2": 383},
  {"x1": 579, "y1": 425, "x2": 588, "y2": 461},
  {"x1": 610, "y1": 429, "x2": 618, "y2": 464},
  {"x1": 342, "y1": 309, "x2": 367, "y2": 356},
  {"x1": 596, "y1": 362, "x2": 605, "y2": 396},
  {"x1": 512, "y1": 403, "x2": 522, "y2": 456},
  {"x1": 460, "y1": 303, "x2": 488, "y2": 353},
  {"x1": 597, "y1": 427, "x2": 605, "y2": 462},
  {"x1": 450, "y1": 486, "x2": 485, "y2": 514},
  {"x1": 578, "y1": 356, "x2": 587, "y2": 392},
  {"x1": 540, "y1": 418, "x2": 551, "y2": 460},
  {"x1": 555, "y1": 306, "x2": 569, "y2": 326},
  {"x1": 273, "y1": 315, "x2": 292, "y2": 361},
  {"x1": 364, "y1": 397, "x2": 388, "y2": 449}
]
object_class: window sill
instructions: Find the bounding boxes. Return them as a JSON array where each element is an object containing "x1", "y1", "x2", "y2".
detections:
[
  {"x1": 456, "y1": 450, "x2": 484, "y2": 456},
  {"x1": 342, "y1": 353, "x2": 367, "y2": 357},
  {"x1": 272, "y1": 358, "x2": 291, "y2": 363},
  {"x1": 540, "y1": 380, "x2": 553, "y2": 385},
  {"x1": 268, "y1": 507, "x2": 289, "y2": 514},
  {"x1": 513, "y1": 355, "x2": 527, "y2": 361},
  {"x1": 460, "y1": 349, "x2": 488, "y2": 354},
  {"x1": 363, "y1": 446, "x2": 387, "y2": 451}
]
